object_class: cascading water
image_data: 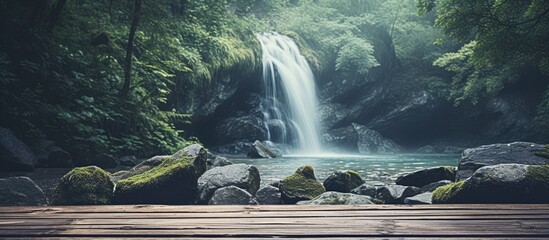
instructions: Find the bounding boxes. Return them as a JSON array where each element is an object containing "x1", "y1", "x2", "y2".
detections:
[{"x1": 256, "y1": 32, "x2": 322, "y2": 154}]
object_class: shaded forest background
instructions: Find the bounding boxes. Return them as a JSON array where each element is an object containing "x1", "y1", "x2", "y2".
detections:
[{"x1": 1, "y1": 0, "x2": 548, "y2": 164}]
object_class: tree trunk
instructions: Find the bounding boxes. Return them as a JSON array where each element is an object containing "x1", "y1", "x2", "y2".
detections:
[{"x1": 119, "y1": 0, "x2": 142, "y2": 98}]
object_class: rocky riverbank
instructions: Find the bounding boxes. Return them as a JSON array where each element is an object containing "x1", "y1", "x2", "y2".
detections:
[{"x1": 1, "y1": 142, "x2": 549, "y2": 206}]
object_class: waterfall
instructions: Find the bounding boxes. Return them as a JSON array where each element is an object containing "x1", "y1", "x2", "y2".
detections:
[{"x1": 256, "y1": 32, "x2": 322, "y2": 154}]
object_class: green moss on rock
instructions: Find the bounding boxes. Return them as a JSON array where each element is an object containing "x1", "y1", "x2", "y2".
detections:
[
  {"x1": 533, "y1": 145, "x2": 549, "y2": 159},
  {"x1": 52, "y1": 166, "x2": 114, "y2": 205},
  {"x1": 432, "y1": 180, "x2": 474, "y2": 204},
  {"x1": 526, "y1": 165, "x2": 549, "y2": 189},
  {"x1": 323, "y1": 170, "x2": 365, "y2": 193},
  {"x1": 113, "y1": 156, "x2": 198, "y2": 204},
  {"x1": 347, "y1": 170, "x2": 365, "y2": 188},
  {"x1": 433, "y1": 164, "x2": 549, "y2": 204},
  {"x1": 279, "y1": 165, "x2": 325, "y2": 203}
]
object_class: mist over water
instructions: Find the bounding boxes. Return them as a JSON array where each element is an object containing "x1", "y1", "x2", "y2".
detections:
[{"x1": 257, "y1": 33, "x2": 322, "y2": 154}]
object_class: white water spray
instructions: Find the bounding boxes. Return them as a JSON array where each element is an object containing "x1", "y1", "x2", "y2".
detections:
[{"x1": 256, "y1": 33, "x2": 322, "y2": 154}]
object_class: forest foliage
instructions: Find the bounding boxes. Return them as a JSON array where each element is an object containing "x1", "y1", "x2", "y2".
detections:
[{"x1": 0, "y1": 0, "x2": 548, "y2": 160}]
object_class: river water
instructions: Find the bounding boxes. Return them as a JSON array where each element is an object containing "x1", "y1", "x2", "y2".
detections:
[{"x1": 231, "y1": 154, "x2": 459, "y2": 186}]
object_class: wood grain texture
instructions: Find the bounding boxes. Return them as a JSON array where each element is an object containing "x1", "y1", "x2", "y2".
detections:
[{"x1": 0, "y1": 204, "x2": 548, "y2": 239}]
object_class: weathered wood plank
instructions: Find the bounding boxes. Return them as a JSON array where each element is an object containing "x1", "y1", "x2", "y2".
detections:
[
  {"x1": 2, "y1": 204, "x2": 549, "y2": 213},
  {"x1": 0, "y1": 205, "x2": 547, "y2": 239}
]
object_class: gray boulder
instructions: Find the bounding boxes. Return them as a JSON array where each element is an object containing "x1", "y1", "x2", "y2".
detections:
[
  {"x1": 457, "y1": 142, "x2": 549, "y2": 181},
  {"x1": 256, "y1": 185, "x2": 282, "y2": 204},
  {"x1": 323, "y1": 170, "x2": 365, "y2": 193},
  {"x1": 299, "y1": 192, "x2": 374, "y2": 205},
  {"x1": 420, "y1": 180, "x2": 453, "y2": 193},
  {"x1": 0, "y1": 127, "x2": 36, "y2": 171},
  {"x1": 197, "y1": 164, "x2": 260, "y2": 203},
  {"x1": 208, "y1": 186, "x2": 258, "y2": 205},
  {"x1": 353, "y1": 123, "x2": 402, "y2": 154},
  {"x1": 322, "y1": 126, "x2": 358, "y2": 152},
  {"x1": 350, "y1": 183, "x2": 377, "y2": 198},
  {"x1": 34, "y1": 140, "x2": 72, "y2": 168},
  {"x1": 0, "y1": 177, "x2": 47, "y2": 206},
  {"x1": 395, "y1": 166, "x2": 456, "y2": 187},
  {"x1": 247, "y1": 140, "x2": 278, "y2": 158},
  {"x1": 376, "y1": 184, "x2": 421, "y2": 204},
  {"x1": 213, "y1": 156, "x2": 233, "y2": 167},
  {"x1": 433, "y1": 164, "x2": 549, "y2": 204},
  {"x1": 404, "y1": 192, "x2": 432, "y2": 204}
]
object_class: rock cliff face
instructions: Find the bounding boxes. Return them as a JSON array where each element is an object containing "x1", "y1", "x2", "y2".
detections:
[{"x1": 182, "y1": 26, "x2": 543, "y2": 153}]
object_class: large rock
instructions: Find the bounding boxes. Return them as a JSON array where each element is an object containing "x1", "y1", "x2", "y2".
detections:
[
  {"x1": 279, "y1": 165, "x2": 325, "y2": 204},
  {"x1": 299, "y1": 192, "x2": 374, "y2": 205},
  {"x1": 213, "y1": 156, "x2": 233, "y2": 167},
  {"x1": 208, "y1": 186, "x2": 258, "y2": 205},
  {"x1": 114, "y1": 156, "x2": 198, "y2": 204},
  {"x1": 376, "y1": 184, "x2": 421, "y2": 204},
  {"x1": 353, "y1": 123, "x2": 402, "y2": 154},
  {"x1": 404, "y1": 192, "x2": 432, "y2": 204},
  {"x1": 457, "y1": 142, "x2": 549, "y2": 181},
  {"x1": 0, "y1": 127, "x2": 36, "y2": 171},
  {"x1": 420, "y1": 180, "x2": 453, "y2": 193},
  {"x1": 350, "y1": 183, "x2": 377, "y2": 198},
  {"x1": 114, "y1": 144, "x2": 208, "y2": 184},
  {"x1": 323, "y1": 170, "x2": 365, "y2": 193},
  {"x1": 34, "y1": 140, "x2": 72, "y2": 168},
  {"x1": 197, "y1": 164, "x2": 260, "y2": 204},
  {"x1": 247, "y1": 140, "x2": 278, "y2": 158},
  {"x1": 0, "y1": 177, "x2": 47, "y2": 206},
  {"x1": 395, "y1": 166, "x2": 456, "y2": 188},
  {"x1": 322, "y1": 126, "x2": 358, "y2": 152},
  {"x1": 216, "y1": 116, "x2": 267, "y2": 145},
  {"x1": 52, "y1": 166, "x2": 114, "y2": 205},
  {"x1": 256, "y1": 185, "x2": 282, "y2": 204},
  {"x1": 172, "y1": 143, "x2": 208, "y2": 176},
  {"x1": 433, "y1": 164, "x2": 549, "y2": 204}
]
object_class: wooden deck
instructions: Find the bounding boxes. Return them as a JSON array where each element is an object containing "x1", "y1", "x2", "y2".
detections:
[{"x1": 0, "y1": 205, "x2": 549, "y2": 239}]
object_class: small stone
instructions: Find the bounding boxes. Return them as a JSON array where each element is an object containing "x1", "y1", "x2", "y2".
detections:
[
  {"x1": 208, "y1": 186, "x2": 257, "y2": 205},
  {"x1": 404, "y1": 192, "x2": 433, "y2": 204},
  {"x1": 256, "y1": 185, "x2": 282, "y2": 204},
  {"x1": 376, "y1": 184, "x2": 421, "y2": 204},
  {"x1": 350, "y1": 184, "x2": 377, "y2": 198},
  {"x1": 302, "y1": 192, "x2": 374, "y2": 205}
]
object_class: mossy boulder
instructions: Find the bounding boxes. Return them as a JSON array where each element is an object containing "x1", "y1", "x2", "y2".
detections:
[
  {"x1": 323, "y1": 170, "x2": 365, "y2": 193},
  {"x1": 0, "y1": 177, "x2": 47, "y2": 206},
  {"x1": 113, "y1": 156, "x2": 198, "y2": 204},
  {"x1": 172, "y1": 144, "x2": 208, "y2": 177},
  {"x1": 395, "y1": 166, "x2": 456, "y2": 188},
  {"x1": 433, "y1": 164, "x2": 549, "y2": 204},
  {"x1": 279, "y1": 165, "x2": 325, "y2": 204},
  {"x1": 457, "y1": 142, "x2": 549, "y2": 181},
  {"x1": 51, "y1": 166, "x2": 114, "y2": 205}
]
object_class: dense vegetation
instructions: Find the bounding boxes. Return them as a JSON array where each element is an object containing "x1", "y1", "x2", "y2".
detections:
[{"x1": 1, "y1": 0, "x2": 548, "y2": 162}]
